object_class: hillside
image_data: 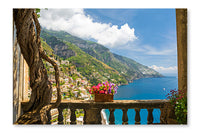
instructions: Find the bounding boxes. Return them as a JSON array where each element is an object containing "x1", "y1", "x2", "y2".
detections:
[
  {"x1": 113, "y1": 53, "x2": 163, "y2": 79},
  {"x1": 40, "y1": 31, "x2": 128, "y2": 85},
  {"x1": 41, "y1": 28, "x2": 163, "y2": 82}
]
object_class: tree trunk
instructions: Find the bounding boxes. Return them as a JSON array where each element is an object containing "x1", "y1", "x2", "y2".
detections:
[{"x1": 13, "y1": 9, "x2": 61, "y2": 124}]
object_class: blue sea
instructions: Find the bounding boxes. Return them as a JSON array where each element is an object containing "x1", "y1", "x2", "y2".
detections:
[{"x1": 105, "y1": 76, "x2": 178, "y2": 124}]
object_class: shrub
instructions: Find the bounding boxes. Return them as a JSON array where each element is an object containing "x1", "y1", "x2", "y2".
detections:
[{"x1": 166, "y1": 89, "x2": 187, "y2": 124}]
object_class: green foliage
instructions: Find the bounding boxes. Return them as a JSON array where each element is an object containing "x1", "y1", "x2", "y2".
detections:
[
  {"x1": 41, "y1": 38, "x2": 53, "y2": 56},
  {"x1": 175, "y1": 97, "x2": 187, "y2": 124},
  {"x1": 52, "y1": 83, "x2": 56, "y2": 87},
  {"x1": 35, "y1": 8, "x2": 40, "y2": 18},
  {"x1": 71, "y1": 73, "x2": 79, "y2": 81},
  {"x1": 66, "y1": 45, "x2": 127, "y2": 85},
  {"x1": 60, "y1": 81, "x2": 65, "y2": 86},
  {"x1": 35, "y1": 8, "x2": 48, "y2": 18},
  {"x1": 167, "y1": 89, "x2": 187, "y2": 124},
  {"x1": 68, "y1": 89, "x2": 74, "y2": 98},
  {"x1": 75, "y1": 109, "x2": 84, "y2": 118}
]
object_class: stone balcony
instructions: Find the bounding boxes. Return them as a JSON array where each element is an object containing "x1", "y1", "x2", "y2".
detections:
[{"x1": 21, "y1": 99, "x2": 171, "y2": 125}]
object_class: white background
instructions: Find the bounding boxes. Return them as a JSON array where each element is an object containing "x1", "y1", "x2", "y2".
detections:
[{"x1": 0, "y1": 0, "x2": 199, "y2": 132}]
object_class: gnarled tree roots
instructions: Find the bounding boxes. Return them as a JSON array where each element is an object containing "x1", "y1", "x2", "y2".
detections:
[{"x1": 13, "y1": 9, "x2": 61, "y2": 124}]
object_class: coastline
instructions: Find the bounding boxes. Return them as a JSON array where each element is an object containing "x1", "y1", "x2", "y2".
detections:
[
  {"x1": 119, "y1": 75, "x2": 165, "y2": 86},
  {"x1": 108, "y1": 76, "x2": 178, "y2": 124}
]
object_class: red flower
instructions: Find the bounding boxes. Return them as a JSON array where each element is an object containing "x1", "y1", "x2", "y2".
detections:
[
  {"x1": 99, "y1": 90, "x2": 104, "y2": 94},
  {"x1": 96, "y1": 85, "x2": 100, "y2": 89},
  {"x1": 89, "y1": 89, "x2": 93, "y2": 94}
]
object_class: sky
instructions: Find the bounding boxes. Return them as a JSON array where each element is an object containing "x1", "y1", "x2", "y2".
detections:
[{"x1": 39, "y1": 9, "x2": 177, "y2": 75}]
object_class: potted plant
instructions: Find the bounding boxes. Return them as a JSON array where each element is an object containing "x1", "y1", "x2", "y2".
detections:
[
  {"x1": 89, "y1": 81, "x2": 118, "y2": 102},
  {"x1": 166, "y1": 89, "x2": 187, "y2": 124}
]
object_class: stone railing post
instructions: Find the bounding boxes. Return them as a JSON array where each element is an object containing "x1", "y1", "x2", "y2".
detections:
[
  {"x1": 122, "y1": 108, "x2": 128, "y2": 125},
  {"x1": 135, "y1": 108, "x2": 141, "y2": 124},
  {"x1": 109, "y1": 109, "x2": 115, "y2": 124},
  {"x1": 58, "y1": 107, "x2": 64, "y2": 124},
  {"x1": 83, "y1": 109, "x2": 87, "y2": 124},
  {"x1": 147, "y1": 109, "x2": 153, "y2": 124},
  {"x1": 70, "y1": 108, "x2": 77, "y2": 124}
]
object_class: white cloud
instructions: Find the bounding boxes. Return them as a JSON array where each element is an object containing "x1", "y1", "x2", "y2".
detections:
[
  {"x1": 149, "y1": 65, "x2": 177, "y2": 73},
  {"x1": 142, "y1": 45, "x2": 177, "y2": 55},
  {"x1": 111, "y1": 42, "x2": 177, "y2": 56},
  {"x1": 39, "y1": 9, "x2": 137, "y2": 48}
]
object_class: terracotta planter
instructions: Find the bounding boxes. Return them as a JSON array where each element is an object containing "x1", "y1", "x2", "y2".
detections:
[{"x1": 94, "y1": 93, "x2": 113, "y2": 102}]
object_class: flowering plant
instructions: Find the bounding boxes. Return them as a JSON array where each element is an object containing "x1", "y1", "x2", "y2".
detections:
[
  {"x1": 89, "y1": 81, "x2": 118, "y2": 95},
  {"x1": 166, "y1": 89, "x2": 187, "y2": 124}
]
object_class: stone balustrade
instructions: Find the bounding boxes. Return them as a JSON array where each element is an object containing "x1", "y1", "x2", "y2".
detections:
[{"x1": 21, "y1": 100, "x2": 170, "y2": 125}]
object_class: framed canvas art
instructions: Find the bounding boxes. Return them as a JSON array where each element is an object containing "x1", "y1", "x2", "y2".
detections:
[{"x1": 13, "y1": 8, "x2": 187, "y2": 125}]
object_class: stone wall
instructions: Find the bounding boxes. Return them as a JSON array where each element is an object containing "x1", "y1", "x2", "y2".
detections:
[{"x1": 13, "y1": 24, "x2": 29, "y2": 123}]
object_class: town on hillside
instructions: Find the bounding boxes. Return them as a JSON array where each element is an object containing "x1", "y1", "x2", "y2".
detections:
[{"x1": 28, "y1": 56, "x2": 93, "y2": 125}]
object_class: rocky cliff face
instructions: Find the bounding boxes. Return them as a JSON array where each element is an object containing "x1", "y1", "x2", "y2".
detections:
[
  {"x1": 41, "y1": 30, "x2": 77, "y2": 59},
  {"x1": 54, "y1": 45, "x2": 76, "y2": 59}
]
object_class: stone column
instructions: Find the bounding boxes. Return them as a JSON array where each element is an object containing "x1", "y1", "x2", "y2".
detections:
[
  {"x1": 17, "y1": 53, "x2": 24, "y2": 117},
  {"x1": 13, "y1": 22, "x2": 30, "y2": 123},
  {"x1": 176, "y1": 9, "x2": 187, "y2": 94},
  {"x1": 23, "y1": 60, "x2": 29, "y2": 101}
]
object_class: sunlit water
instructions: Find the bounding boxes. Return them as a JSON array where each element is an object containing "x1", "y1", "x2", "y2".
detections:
[{"x1": 105, "y1": 76, "x2": 178, "y2": 124}]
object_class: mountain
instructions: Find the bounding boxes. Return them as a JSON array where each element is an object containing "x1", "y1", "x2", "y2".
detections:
[
  {"x1": 40, "y1": 30, "x2": 128, "y2": 85},
  {"x1": 41, "y1": 28, "x2": 163, "y2": 84},
  {"x1": 113, "y1": 53, "x2": 163, "y2": 79}
]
